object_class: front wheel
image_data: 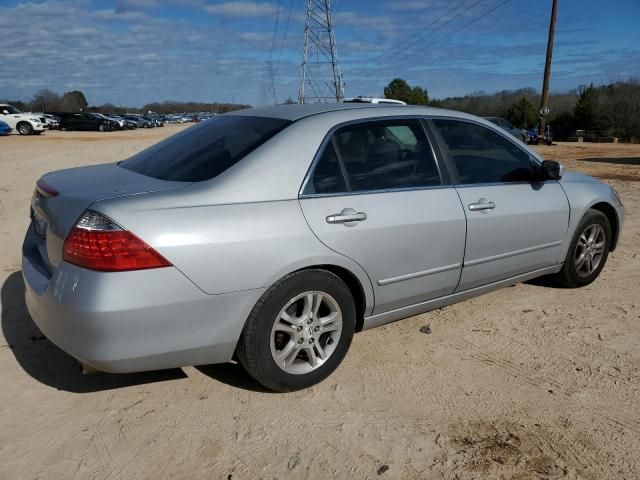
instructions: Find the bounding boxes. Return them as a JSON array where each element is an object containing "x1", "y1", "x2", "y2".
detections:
[
  {"x1": 553, "y1": 209, "x2": 611, "y2": 288},
  {"x1": 237, "y1": 270, "x2": 356, "y2": 392},
  {"x1": 17, "y1": 122, "x2": 33, "y2": 135},
  {"x1": 98, "y1": 124, "x2": 106, "y2": 132}
]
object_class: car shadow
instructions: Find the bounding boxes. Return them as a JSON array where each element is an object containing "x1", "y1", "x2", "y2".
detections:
[
  {"x1": 1, "y1": 271, "x2": 187, "y2": 393},
  {"x1": 195, "y1": 363, "x2": 274, "y2": 393}
]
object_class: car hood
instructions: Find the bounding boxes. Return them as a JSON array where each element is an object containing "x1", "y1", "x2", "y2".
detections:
[
  {"x1": 558, "y1": 170, "x2": 602, "y2": 186},
  {"x1": 3, "y1": 113, "x2": 41, "y2": 121}
]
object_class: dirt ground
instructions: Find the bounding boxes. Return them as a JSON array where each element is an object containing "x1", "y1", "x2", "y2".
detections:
[{"x1": 1, "y1": 128, "x2": 639, "y2": 480}]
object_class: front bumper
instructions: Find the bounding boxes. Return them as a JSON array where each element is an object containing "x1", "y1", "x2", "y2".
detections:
[{"x1": 22, "y1": 226, "x2": 263, "y2": 373}]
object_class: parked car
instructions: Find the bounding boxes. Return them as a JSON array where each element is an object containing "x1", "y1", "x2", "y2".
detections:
[
  {"x1": 0, "y1": 119, "x2": 12, "y2": 135},
  {"x1": 0, "y1": 104, "x2": 46, "y2": 135},
  {"x1": 23, "y1": 104, "x2": 624, "y2": 392},
  {"x1": 484, "y1": 117, "x2": 527, "y2": 143},
  {"x1": 59, "y1": 113, "x2": 113, "y2": 132},
  {"x1": 110, "y1": 115, "x2": 138, "y2": 129},
  {"x1": 124, "y1": 115, "x2": 153, "y2": 128},
  {"x1": 34, "y1": 113, "x2": 60, "y2": 130},
  {"x1": 93, "y1": 113, "x2": 124, "y2": 130},
  {"x1": 141, "y1": 116, "x2": 156, "y2": 128}
]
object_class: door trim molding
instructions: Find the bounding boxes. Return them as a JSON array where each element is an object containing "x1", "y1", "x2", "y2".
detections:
[
  {"x1": 464, "y1": 240, "x2": 563, "y2": 267},
  {"x1": 363, "y1": 264, "x2": 562, "y2": 330},
  {"x1": 378, "y1": 262, "x2": 461, "y2": 286}
]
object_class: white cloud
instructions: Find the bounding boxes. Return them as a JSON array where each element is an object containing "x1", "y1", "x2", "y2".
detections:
[
  {"x1": 93, "y1": 9, "x2": 151, "y2": 21},
  {"x1": 240, "y1": 32, "x2": 272, "y2": 43},
  {"x1": 204, "y1": 1, "x2": 277, "y2": 17}
]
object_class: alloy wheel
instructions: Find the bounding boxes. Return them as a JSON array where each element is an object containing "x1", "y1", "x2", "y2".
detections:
[
  {"x1": 270, "y1": 291, "x2": 343, "y2": 375},
  {"x1": 574, "y1": 224, "x2": 606, "y2": 277}
]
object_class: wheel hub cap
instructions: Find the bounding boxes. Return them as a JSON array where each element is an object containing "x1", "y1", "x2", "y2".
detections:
[
  {"x1": 270, "y1": 291, "x2": 343, "y2": 375},
  {"x1": 574, "y1": 224, "x2": 606, "y2": 277}
]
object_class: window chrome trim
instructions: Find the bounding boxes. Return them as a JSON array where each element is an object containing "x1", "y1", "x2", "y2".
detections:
[
  {"x1": 298, "y1": 115, "x2": 449, "y2": 198},
  {"x1": 299, "y1": 183, "x2": 453, "y2": 199}
]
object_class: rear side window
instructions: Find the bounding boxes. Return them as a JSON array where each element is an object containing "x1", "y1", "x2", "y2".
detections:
[
  {"x1": 304, "y1": 119, "x2": 441, "y2": 195},
  {"x1": 433, "y1": 119, "x2": 535, "y2": 184},
  {"x1": 120, "y1": 115, "x2": 291, "y2": 182},
  {"x1": 305, "y1": 141, "x2": 348, "y2": 194}
]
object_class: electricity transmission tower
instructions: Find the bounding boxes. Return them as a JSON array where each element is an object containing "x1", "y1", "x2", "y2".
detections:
[{"x1": 298, "y1": 0, "x2": 344, "y2": 104}]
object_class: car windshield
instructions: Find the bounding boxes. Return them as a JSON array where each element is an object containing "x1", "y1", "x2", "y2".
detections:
[
  {"x1": 2, "y1": 105, "x2": 22, "y2": 114},
  {"x1": 119, "y1": 115, "x2": 291, "y2": 182}
]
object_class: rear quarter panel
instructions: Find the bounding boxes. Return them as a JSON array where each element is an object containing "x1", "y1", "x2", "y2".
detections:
[{"x1": 94, "y1": 191, "x2": 375, "y2": 314}]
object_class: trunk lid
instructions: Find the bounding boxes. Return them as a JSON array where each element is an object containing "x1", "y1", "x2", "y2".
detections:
[{"x1": 30, "y1": 162, "x2": 189, "y2": 271}]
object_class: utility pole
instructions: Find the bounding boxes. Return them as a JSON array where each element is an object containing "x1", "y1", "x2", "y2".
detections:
[
  {"x1": 298, "y1": 0, "x2": 344, "y2": 104},
  {"x1": 539, "y1": 0, "x2": 558, "y2": 137}
]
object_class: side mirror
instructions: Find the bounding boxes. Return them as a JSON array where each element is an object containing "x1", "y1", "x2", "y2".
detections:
[
  {"x1": 540, "y1": 160, "x2": 564, "y2": 180},
  {"x1": 2, "y1": 110, "x2": 8, "y2": 115}
]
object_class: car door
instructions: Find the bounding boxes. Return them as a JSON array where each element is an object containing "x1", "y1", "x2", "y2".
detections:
[
  {"x1": 429, "y1": 118, "x2": 570, "y2": 291},
  {"x1": 299, "y1": 118, "x2": 466, "y2": 315}
]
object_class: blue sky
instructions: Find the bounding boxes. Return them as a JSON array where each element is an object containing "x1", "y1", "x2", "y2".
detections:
[{"x1": 0, "y1": 0, "x2": 638, "y2": 107}]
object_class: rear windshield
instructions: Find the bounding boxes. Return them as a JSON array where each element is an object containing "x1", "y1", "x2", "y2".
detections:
[{"x1": 119, "y1": 115, "x2": 291, "y2": 182}]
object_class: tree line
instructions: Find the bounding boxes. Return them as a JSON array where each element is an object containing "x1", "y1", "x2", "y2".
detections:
[
  {"x1": 383, "y1": 78, "x2": 640, "y2": 142},
  {"x1": 1, "y1": 89, "x2": 250, "y2": 115}
]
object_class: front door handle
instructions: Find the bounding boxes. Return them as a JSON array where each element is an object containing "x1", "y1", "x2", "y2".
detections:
[
  {"x1": 468, "y1": 198, "x2": 495, "y2": 212},
  {"x1": 326, "y1": 208, "x2": 367, "y2": 226}
]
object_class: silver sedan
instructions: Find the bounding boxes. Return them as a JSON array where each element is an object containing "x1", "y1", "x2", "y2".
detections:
[{"x1": 23, "y1": 104, "x2": 624, "y2": 391}]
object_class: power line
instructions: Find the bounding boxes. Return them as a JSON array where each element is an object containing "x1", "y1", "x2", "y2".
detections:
[
  {"x1": 367, "y1": 0, "x2": 513, "y2": 77},
  {"x1": 371, "y1": 0, "x2": 485, "y2": 66},
  {"x1": 333, "y1": 0, "x2": 345, "y2": 16},
  {"x1": 368, "y1": 0, "x2": 471, "y2": 64},
  {"x1": 269, "y1": 0, "x2": 282, "y2": 61},
  {"x1": 274, "y1": 0, "x2": 295, "y2": 77}
]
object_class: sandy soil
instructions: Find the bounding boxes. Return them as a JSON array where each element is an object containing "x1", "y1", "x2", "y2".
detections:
[{"x1": 1, "y1": 129, "x2": 639, "y2": 480}]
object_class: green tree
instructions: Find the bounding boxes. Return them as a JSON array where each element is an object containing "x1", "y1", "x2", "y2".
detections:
[
  {"x1": 62, "y1": 90, "x2": 88, "y2": 111},
  {"x1": 383, "y1": 78, "x2": 429, "y2": 105},
  {"x1": 574, "y1": 84, "x2": 599, "y2": 133},
  {"x1": 503, "y1": 96, "x2": 537, "y2": 128}
]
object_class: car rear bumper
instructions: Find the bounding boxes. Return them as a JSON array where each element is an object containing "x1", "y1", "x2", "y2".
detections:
[{"x1": 22, "y1": 226, "x2": 263, "y2": 373}]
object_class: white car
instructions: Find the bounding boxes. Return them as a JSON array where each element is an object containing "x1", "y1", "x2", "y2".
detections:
[
  {"x1": 343, "y1": 97, "x2": 407, "y2": 105},
  {"x1": 34, "y1": 113, "x2": 61, "y2": 130},
  {"x1": 0, "y1": 104, "x2": 46, "y2": 135}
]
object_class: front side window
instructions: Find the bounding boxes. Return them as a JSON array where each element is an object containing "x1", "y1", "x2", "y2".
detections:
[
  {"x1": 120, "y1": 115, "x2": 291, "y2": 182},
  {"x1": 433, "y1": 119, "x2": 535, "y2": 184},
  {"x1": 305, "y1": 119, "x2": 441, "y2": 195}
]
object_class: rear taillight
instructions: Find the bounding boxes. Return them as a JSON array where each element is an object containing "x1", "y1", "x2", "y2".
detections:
[
  {"x1": 63, "y1": 211, "x2": 171, "y2": 272},
  {"x1": 36, "y1": 178, "x2": 58, "y2": 198}
]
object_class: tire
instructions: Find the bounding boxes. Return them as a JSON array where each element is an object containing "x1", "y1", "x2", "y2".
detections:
[
  {"x1": 17, "y1": 122, "x2": 33, "y2": 135},
  {"x1": 98, "y1": 124, "x2": 106, "y2": 132},
  {"x1": 553, "y1": 209, "x2": 611, "y2": 288},
  {"x1": 237, "y1": 269, "x2": 356, "y2": 392}
]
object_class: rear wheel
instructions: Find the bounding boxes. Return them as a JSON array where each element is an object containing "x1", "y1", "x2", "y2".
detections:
[
  {"x1": 553, "y1": 209, "x2": 611, "y2": 288},
  {"x1": 237, "y1": 270, "x2": 356, "y2": 392},
  {"x1": 17, "y1": 122, "x2": 33, "y2": 135}
]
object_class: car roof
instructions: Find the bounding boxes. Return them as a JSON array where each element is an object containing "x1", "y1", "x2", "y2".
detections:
[{"x1": 228, "y1": 103, "x2": 476, "y2": 122}]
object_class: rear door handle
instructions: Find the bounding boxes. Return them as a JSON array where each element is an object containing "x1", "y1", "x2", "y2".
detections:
[
  {"x1": 326, "y1": 208, "x2": 367, "y2": 226},
  {"x1": 468, "y1": 198, "x2": 495, "y2": 212}
]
